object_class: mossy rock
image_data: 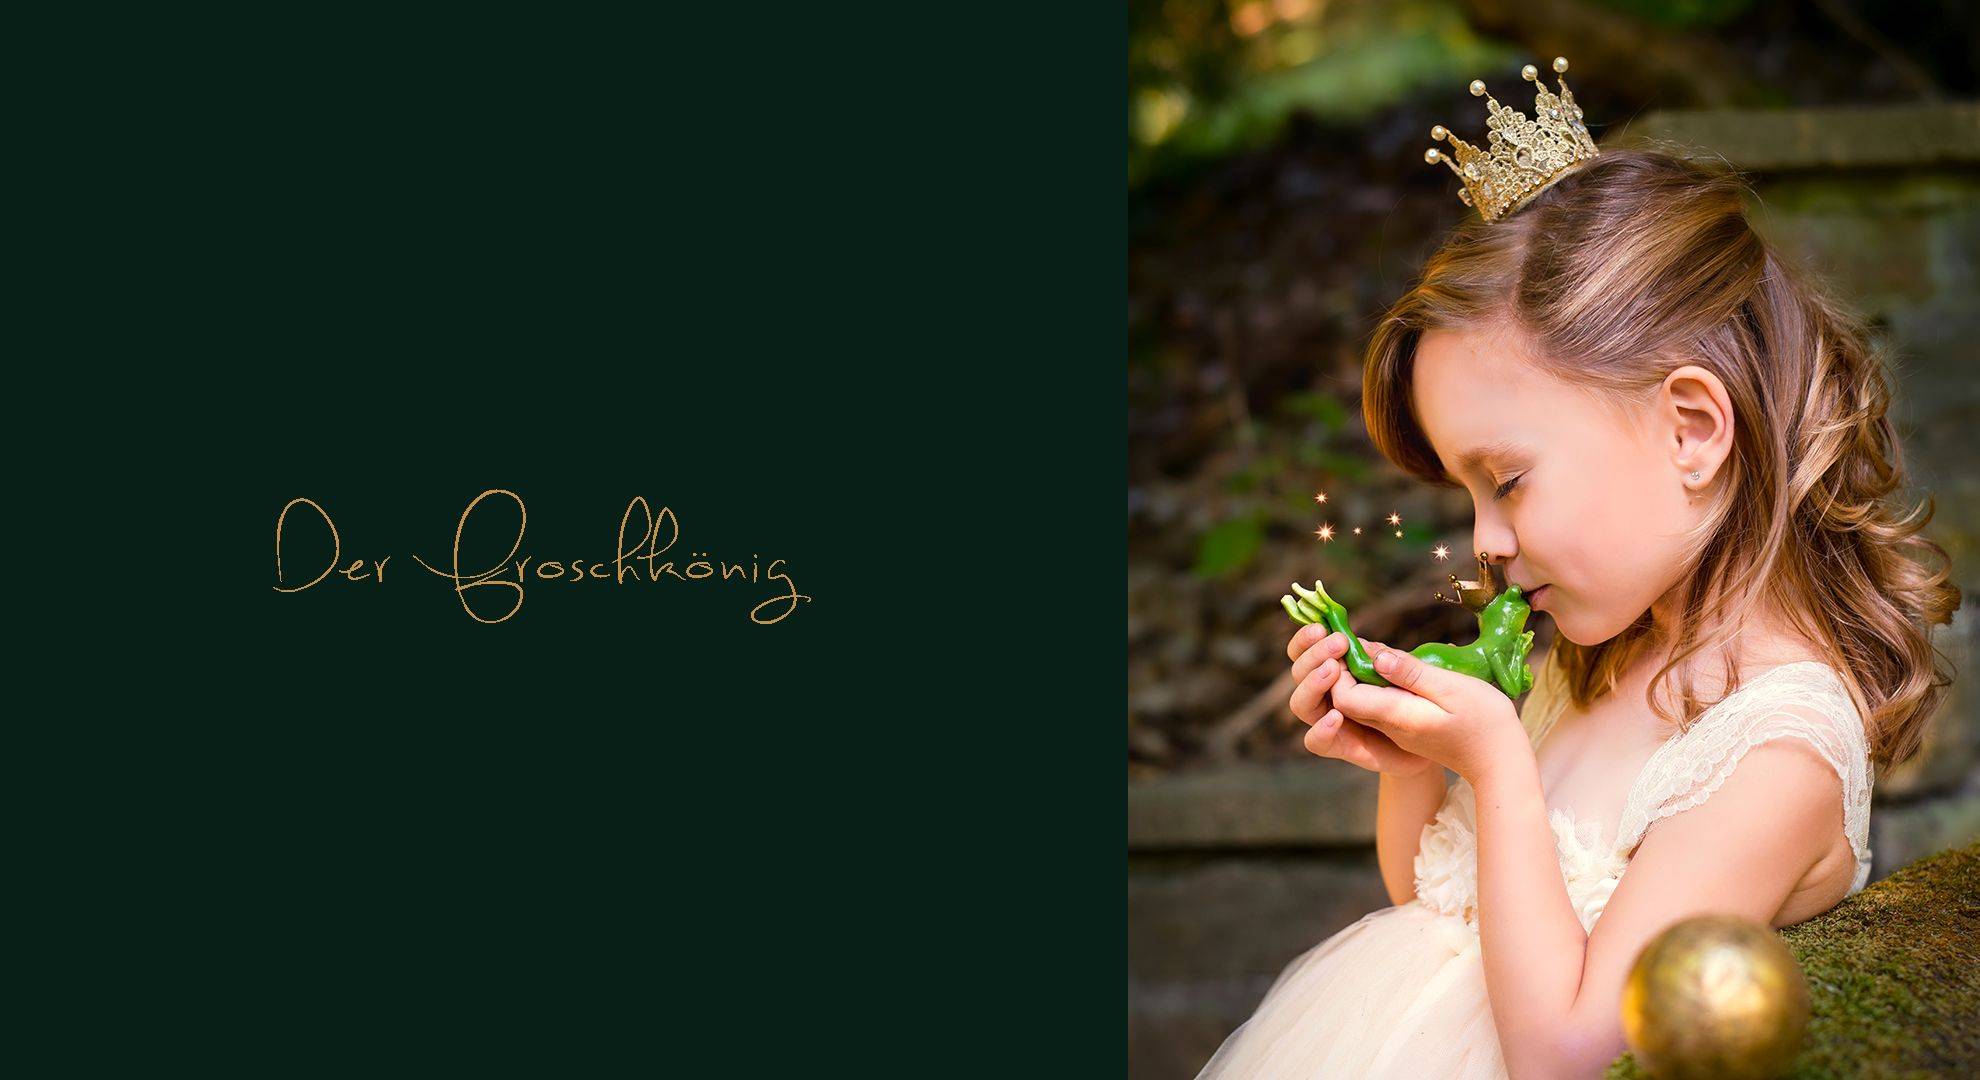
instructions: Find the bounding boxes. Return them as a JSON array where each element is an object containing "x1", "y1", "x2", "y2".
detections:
[{"x1": 1606, "y1": 841, "x2": 1979, "y2": 1078}]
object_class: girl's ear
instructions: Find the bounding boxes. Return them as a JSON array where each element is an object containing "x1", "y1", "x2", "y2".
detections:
[{"x1": 1660, "y1": 364, "x2": 1734, "y2": 487}]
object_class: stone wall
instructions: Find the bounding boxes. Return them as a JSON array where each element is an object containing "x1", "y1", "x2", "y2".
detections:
[{"x1": 1128, "y1": 102, "x2": 1980, "y2": 1080}]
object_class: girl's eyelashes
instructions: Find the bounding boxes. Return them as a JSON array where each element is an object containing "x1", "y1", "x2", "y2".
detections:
[{"x1": 1492, "y1": 474, "x2": 1523, "y2": 501}]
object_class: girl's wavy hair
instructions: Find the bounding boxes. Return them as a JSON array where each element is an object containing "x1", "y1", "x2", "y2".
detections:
[{"x1": 1362, "y1": 146, "x2": 1959, "y2": 768}]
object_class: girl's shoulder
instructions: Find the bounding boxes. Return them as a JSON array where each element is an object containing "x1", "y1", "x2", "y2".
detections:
[{"x1": 1619, "y1": 650, "x2": 1875, "y2": 893}]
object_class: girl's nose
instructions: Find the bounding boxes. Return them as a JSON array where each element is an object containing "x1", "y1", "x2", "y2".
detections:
[{"x1": 1473, "y1": 521, "x2": 1516, "y2": 568}]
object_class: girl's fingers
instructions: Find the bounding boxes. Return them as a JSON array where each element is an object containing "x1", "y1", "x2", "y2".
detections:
[
  {"x1": 1314, "y1": 642, "x2": 1393, "y2": 681},
  {"x1": 1287, "y1": 625, "x2": 1345, "y2": 664},
  {"x1": 1304, "y1": 713, "x2": 1419, "y2": 775},
  {"x1": 1286, "y1": 623, "x2": 1331, "y2": 662},
  {"x1": 1303, "y1": 712, "x2": 1380, "y2": 771},
  {"x1": 1330, "y1": 649, "x2": 1428, "y2": 729},
  {"x1": 1289, "y1": 659, "x2": 1344, "y2": 723},
  {"x1": 1291, "y1": 634, "x2": 1348, "y2": 683},
  {"x1": 1356, "y1": 723, "x2": 1416, "y2": 771},
  {"x1": 1302, "y1": 708, "x2": 1347, "y2": 756}
]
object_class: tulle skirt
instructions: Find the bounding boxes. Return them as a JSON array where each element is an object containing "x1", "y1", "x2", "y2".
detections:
[{"x1": 1195, "y1": 900, "x2": 1507, "y2": 1079}]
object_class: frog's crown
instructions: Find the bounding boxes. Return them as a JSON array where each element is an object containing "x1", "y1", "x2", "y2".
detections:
[
  {"x1": 1434, "y1": 553, "x2": 1501, "y2": 611},
  {"x1": 1422, "y1": 56, "x2": 1599, "y2": 223}
]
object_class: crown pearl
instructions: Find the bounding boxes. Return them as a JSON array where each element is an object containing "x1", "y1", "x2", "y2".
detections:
[
  {"x1": 1553, "y1": 56, "x2": 1569, "y2": 73},
  {"x1": 1431, "y1": 124, "x2": 1448, "y2": 141},
  {"x1": 1521, "y1": 64, "x2": 1538, "y2": 81},
  {"x1": 1469, "y1": 79, "x2": 1487, "y2": 97},
  {"x1": 1425, "y1": 148, "x2": 1442, "y2": 165}
]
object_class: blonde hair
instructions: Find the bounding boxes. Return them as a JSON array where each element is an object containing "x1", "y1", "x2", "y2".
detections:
[{"x1": 1361, "y1": 147, "x2": 1959, "y2": 768}]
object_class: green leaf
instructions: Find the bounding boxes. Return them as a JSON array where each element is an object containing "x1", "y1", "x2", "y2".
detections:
[
  {"x1": 1192, "y1": 513, "x2": 1266, "y2": 579},
  {"x1": 1278, "y1": 391, "x2": 1348, "y2": 431}
]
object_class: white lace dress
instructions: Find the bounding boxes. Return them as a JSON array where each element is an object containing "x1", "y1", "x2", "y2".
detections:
[{"x1": 1195, "y1": 658, "x2": 1874, "y2": 1079}]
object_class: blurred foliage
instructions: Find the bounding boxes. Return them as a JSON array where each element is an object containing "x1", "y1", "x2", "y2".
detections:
[
  {"x1": 1597, "y1": 0, "x2": 1758, "y2": 26},
  {"x1": 1277, "y1": 390, "x2": 1349, "y2": 432},
  {"x1": 1129, "y1": 0, "x2": 1518, "y2": 187},
  {"x1": 1193, "y1": 510, "x2": 1268, "y2": 579},
  {"x1": 1130, "y1": 0, "x2": 1975, "y2": 191},
  {"x1": 1224, "y1": 452, "x2": 1284, "y2": 493}
]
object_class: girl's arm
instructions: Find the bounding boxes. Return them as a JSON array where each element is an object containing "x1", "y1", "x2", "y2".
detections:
[
  {"x1": 1330, "y1": 645, "x2": 1843, "y2": 1075},
  {"x1": 1471, "y1": 734, "x2": 1838, "y2": 1077},
  {"x1": 1376, "y1": 767, "x2": 1449, "y2": 906},
  {"x1": 1469, "y1": 746, "x2": 1595, "y2": 1076}
]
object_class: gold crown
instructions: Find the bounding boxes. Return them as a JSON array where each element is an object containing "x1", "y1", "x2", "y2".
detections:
[
  {"x1": 1423, "y1": 56, "x2": 1599, "y2": 222},
  {"x1": 1433, "y1": 553, "x2": 1501, "y2": 611}
]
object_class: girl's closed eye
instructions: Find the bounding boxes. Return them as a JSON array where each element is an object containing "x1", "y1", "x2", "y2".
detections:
[{"x1": 1492, "y1": 474, "x2": 1523, "y2": 500}]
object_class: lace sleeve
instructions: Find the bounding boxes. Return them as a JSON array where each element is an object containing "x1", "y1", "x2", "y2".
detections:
[{"x1": 1614, "y1": 663, "x2": 1875, "y2": 894}]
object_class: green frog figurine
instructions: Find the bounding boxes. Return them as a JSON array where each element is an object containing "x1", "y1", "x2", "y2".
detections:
[{"x1": 1280, "y1": 563, "x2": 1535, "y2": 699}]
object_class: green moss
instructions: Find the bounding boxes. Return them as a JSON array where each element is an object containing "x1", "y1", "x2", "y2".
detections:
[{"x1": 1606, "y1": 841, "x2": 1979, "y2": 1078}]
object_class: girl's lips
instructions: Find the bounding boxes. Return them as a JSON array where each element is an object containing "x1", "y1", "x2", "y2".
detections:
[{"x1": 1529, "y1": 585, "x2": 1551, "y2": 609}]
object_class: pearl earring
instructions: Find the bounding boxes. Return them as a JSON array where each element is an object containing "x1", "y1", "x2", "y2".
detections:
[{"x1": 1687, "y1": 471, "x2": 1702, "y2": 482}]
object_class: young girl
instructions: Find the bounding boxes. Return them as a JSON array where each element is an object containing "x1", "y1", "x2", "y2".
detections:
[{"x1": 1197, "y1": 144, "x2": 1959, "y2": 1078}]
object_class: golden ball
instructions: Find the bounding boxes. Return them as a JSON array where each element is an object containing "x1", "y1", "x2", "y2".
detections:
[
  {"x1": 1621, "y1": 914, "x2": 1810, "y2": 1080},
  {"x1": 1425, "y1": 148, "x2": 1442, "y2": 164},
  {"x1": 1469, "y1": 79, "x2": 1487, "y2": 97},
  {"x1": 1553, "y1": 56, "x2": 1570, "y2": 73},
  {"x1": 1522, "y1": 64, "x2": 1538, "y2": 81},
  {"x1": 1431, "y1": 124, "x2": 1448, "y2": 141}
]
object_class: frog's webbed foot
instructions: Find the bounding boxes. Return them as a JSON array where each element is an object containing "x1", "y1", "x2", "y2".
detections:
[{"x1": 1290, "y1": 579, "x2": 1347, "y2": 624}]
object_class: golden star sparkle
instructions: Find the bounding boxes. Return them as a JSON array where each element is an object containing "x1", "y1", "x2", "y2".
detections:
[{"x1": 1314, "y1": 524, "x2": 1335, "y2": 542}]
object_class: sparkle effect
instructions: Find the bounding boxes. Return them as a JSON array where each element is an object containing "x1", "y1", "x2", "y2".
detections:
[{"x1": 1300, "y1": 486, "x2": 1463, "y2": 604}]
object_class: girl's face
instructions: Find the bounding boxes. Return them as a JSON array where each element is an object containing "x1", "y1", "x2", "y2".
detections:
[{"x1": 1410, "y1": 326, "x2": 1729, "y2": 647}]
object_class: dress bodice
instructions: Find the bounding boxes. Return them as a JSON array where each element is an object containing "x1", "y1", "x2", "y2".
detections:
[
  {"x1": 1410, "y1": 654, "x2": 1875, "y2": 933},
  {"x1": 1413, "y1": 779, "x2": 1633, "y2": 933}
]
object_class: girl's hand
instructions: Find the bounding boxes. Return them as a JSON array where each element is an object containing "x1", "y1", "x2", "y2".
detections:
[
  {"x1": 1328, "y1": 643, "x2": 1525, "y2": 784},
  {"x1": 1286, "y1": 626, "x2": 1440, "y2": 778}
]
